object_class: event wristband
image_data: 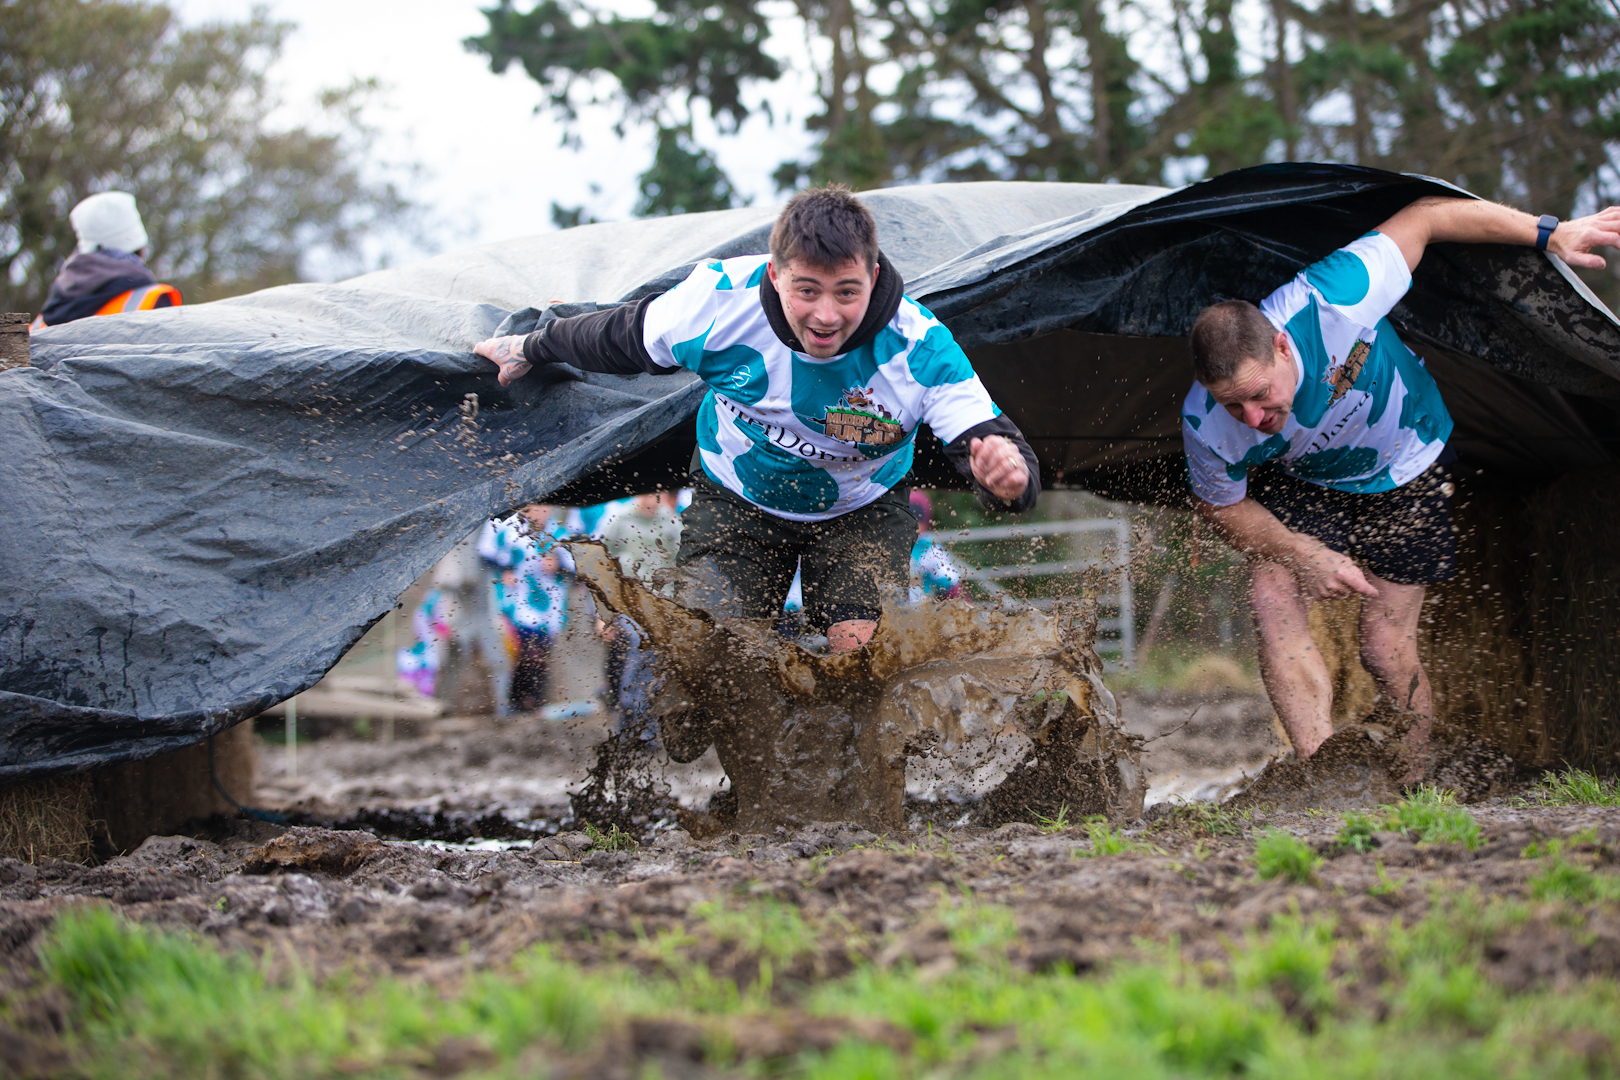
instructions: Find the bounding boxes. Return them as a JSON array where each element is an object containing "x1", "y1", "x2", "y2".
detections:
[{"x1": 1536, "y1": 214, "x2": 1559, "y2": 251}]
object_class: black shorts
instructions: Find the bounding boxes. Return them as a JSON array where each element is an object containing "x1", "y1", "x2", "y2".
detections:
[
  {"x1": 1247, "y1": 461, "x2": 1457, "y2": 585},
  {"x1": 675, "y1": 460, "x2": 915, "y2": 629}
]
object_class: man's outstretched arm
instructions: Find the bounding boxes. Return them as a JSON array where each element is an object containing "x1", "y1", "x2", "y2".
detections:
[
  {"x1": 1376, "y1": 196, "x2": 1620, "y2": 274},
  {"x1": 473, "y1": 297, "x2": 669, "y2": 386},
  {"x1": 1194, "y1": 496, "x2": 1378, "y2": 601}
]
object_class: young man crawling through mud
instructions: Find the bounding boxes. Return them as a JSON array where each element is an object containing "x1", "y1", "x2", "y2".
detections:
[
  {"x1": 474, "y1": 184, "x2": 1041, "y2": 760},
  {"x1": 1184, "y1": 195, "x2": 1620, "y2": 777}
]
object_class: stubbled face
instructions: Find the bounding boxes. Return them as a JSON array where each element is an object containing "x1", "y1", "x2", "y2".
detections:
[
  {"x1": 1208, "y1": 341, "x2": 1297, "y2": 436},
  {"x1": 767, "y1": 256, "x2": 877, "y2": 359}
]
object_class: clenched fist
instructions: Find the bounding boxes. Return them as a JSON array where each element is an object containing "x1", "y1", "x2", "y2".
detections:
[{"x1": 969, "y1": 435, "x2": 1029, "y2": 502}]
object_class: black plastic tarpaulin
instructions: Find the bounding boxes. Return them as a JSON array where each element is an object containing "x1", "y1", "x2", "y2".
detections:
[{"x1": 6, "y1": 163, "x2": 1619, "y2": 779}]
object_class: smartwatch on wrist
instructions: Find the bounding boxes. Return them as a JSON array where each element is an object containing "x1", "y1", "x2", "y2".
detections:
[{"x1": 1536, "y1": 214, "x2": 1559, "y2": 251}]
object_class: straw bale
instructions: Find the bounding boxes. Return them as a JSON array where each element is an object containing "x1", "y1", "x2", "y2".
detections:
[
  {"x1": 0, "y1": 721, "x2": 258, "y2": 863},
  {"x1": 0, "y1": 772, "x2": 95, "y2": 863}
]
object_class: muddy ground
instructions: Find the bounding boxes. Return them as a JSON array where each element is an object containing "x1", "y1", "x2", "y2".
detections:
[
  {"x1": 8, "y1": 690, "x2": 1616, "y2": 1076},
  {"x1": 246, "y1": 689, "x2": 1289, "y2": 828},
  {"x1": 6, "y1": 689, "x2": 1613, "y2": 1075},
  {"x1": 4, "y1": 785, "x2": 1618, "y2": 1074}
]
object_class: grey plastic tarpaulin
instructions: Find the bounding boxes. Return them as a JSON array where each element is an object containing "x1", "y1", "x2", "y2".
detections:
[{"x1": 6, "y1": 163, "x2": 1619, "y2": 778}]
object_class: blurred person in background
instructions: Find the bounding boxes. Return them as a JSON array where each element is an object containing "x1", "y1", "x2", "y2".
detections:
[
  {"x1": 32, "y1": 192, "x2": 181, "y2": 328},
  {"x1": 597, "y1": 492, "x2": 683, "y2": 733},
  {"x1": 396, "y1": 587, "x2": 452, "y2": 699},
  {"x1": 600, "y1": 492, "x2": 682, "y2": 588},
  {"x1": 495, "y1": 546, "x2": 568, "y2": 712},
  {"x1": 480, "y1": 504, "x2": 572, "y2": 712},
  {"x1": 908, "y1": 490, "x2": 965, "y2": 603}
]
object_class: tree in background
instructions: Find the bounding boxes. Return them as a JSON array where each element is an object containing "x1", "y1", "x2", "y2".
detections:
[
  {"x1": 470, "y1": 0, "x2": 1619, "y2": 234},
  {"x1": 0, "y1": 0, "x2": 416, "y2": 312},
  {"x1": 466, "y1": 0, "x2": 778, "y2": 219},
  {"x1": 633, "y1": 125, "x2": 740, "y2": 215}
]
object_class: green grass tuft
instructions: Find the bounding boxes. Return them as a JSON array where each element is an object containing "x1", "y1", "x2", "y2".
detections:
[
  {"x1": 1073, "y1": 819, "x2": 1165, "y2": 858},
  {"x1": 37, "y1": 906, "x2": 630, "y2": 1075},
  {"x1": 1519, "y1": 767, "x2": 1620, "y2": 808},
  {"x1": 1254, "y1": 828, "x2": 1321, "y2": 883},
  {"x1": 1153, "y1": 800, "x2": 1244, "y2": 839},
  {"x1": 1390, "y1": 960, "x2": 1504, "y2": 1034},
  {"x1": 1230, "y1": 907, "x2": 1340, "y2": 1020},
  {"x1": 1336, "y1": 809, "x2": 1379, "y2": 854},
  {"x1": 583, "y1": 821, "x2": 640, "y2": 852},
  {"x1": 1386, "y1": 786, "x2": 1482, "y2": 850},
  {"x1": 1522, "y1": 833, "x2": 1620, "y2": 906},
  {"x1": 1033, "y1": 803, "x2": 1072, "y2": 833},
  {"x1": 694, "y1": 896, "x2": 821, "y2": 966}
]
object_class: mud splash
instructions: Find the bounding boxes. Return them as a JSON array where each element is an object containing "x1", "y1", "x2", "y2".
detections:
[
  {"x1": 1227, "y1": 713, "x2": 1528, "y2": 813},
  {"x1": 569, "y1": 543, "x2": 1143, "y2": 834}
]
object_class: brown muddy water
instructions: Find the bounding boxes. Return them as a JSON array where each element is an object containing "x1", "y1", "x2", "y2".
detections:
[{"x1": 567, "y1": 543, "x2": 1144, "y2": 835}]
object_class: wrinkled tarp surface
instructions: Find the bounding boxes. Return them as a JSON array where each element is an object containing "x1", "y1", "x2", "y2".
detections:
[{"x1": 6, "y1": 163, "x2": 1619, "y2": 778}]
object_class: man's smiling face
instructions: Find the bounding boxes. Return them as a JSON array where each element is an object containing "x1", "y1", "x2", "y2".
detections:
[
  {"x1": 1208, "y1": 334, "x2": 1298, "y2": 435},
  {"x1": 767, "y1": 256, "x2": 877, "y2": 359}
]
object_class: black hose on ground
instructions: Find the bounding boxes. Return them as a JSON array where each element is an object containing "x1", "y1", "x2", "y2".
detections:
[{"x1": 208, "y1": 732, "x2": 287, "y2": 823}]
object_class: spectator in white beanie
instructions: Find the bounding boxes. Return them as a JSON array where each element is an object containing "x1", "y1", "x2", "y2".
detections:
[
  {"x1": 34, "y1": 191, "x2": 180, "y2": 328},
  {"x1": 70, "y1": 191, "x2": 149, "y2": 255}
]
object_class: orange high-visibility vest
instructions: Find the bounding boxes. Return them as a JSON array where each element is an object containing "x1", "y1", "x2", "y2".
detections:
[
  {"x1": 30, "y1": 283, "x2": 182, "y2": 330},
  {"x1": 94, "y1": 283, "x2": 182, "y2": 315}
]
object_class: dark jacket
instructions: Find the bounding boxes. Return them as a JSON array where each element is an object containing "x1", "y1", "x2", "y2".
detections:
[
  {"x1": 519, "y1": 253, "x2": 1041, "y2": 513},
  {"x1": 39, "y1": 250, "x2": 161, "y2": 326}
]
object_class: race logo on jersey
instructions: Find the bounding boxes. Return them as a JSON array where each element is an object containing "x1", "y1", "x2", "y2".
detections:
[
  {"x1": 819, "y1": 386, "x2": 907, "y2": 447},
  {"x1": 1323, "y1": 339, "x2": 1371, "y2": 404}
]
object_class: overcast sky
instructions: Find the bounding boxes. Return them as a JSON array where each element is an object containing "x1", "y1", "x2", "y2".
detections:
[{"x1": 171, "y1": 0, "x2": 819, "y2": 270}]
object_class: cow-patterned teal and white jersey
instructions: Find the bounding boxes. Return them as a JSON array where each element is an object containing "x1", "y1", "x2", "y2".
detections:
[
  {"x1": 1181, "y1": 231, "x2": 1454, "y2": 507},
  {"x1": 639, "y1": 253, "x2": 1004, "y2": 521}
]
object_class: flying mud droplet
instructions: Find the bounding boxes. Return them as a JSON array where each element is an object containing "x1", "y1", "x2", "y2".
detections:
[{"x1": 569, "y1": 541, "x2": 1144, "y2": 834}]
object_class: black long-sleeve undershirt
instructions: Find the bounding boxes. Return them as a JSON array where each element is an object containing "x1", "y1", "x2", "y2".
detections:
[{"x1": 522, "y1": 295, "x2": 664, "y2": 375}]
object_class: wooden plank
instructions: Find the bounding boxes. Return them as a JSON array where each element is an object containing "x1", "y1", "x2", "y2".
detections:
[{"x1": 0, "y1": 313, "x2": 29, "y2": 371}]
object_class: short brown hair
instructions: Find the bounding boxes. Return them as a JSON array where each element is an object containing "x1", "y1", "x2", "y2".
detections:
[
  {"x1": 769, "y1": 184, "x2": 879, "y2": 271},
  {"x1": 1188, "y1": 300, "x2": 1278, "y2": 385}
]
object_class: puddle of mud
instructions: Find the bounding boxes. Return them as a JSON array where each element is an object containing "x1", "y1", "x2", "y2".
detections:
[{"x1": 567, "y1": 542, "x2": 1145, "y2": 835}]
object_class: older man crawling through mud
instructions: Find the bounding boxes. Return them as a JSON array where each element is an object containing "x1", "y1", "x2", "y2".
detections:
[
  {"x1": 1184, "y1": 195, "x2": 1620, "y2": 784},
  {"x1": 475, "y1": 186, "x2": 1038, "y2": 753}
]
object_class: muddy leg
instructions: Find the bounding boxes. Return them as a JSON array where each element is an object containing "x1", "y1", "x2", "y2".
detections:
[
  {"x1": 1250, "y1": 559, "x2": 1334, "y2": 758},
  {"x1": 800, "y1": 491, "x2": 912, "y2": 650},
  {"x1": 1358, "y1": 573, "x2": 1431, "y2": 777},
  {"x1": 665, "y1": 490, "x2": 800, "y2": 763},
  {"x1": 828, "y1": 620, "x2": 877, "y2": 653}
]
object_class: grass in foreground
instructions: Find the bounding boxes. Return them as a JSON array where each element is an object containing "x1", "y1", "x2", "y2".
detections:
[
  {"x1": 1254, "y1": 829, "x2": 1321, "y2": 883},
  {"x1": 1333, "y1": 787, "x2": 1483, "y2": 853},
  {"x1": 1074, "y1": 818, "x2": 1165, "y2": 858},
  {"x1": 1518, "y1": 768, "x2": 1620, "y2": 808},
  {"x1": 18, "y1": 874, "x2": 1620, "y2": 1080}
]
